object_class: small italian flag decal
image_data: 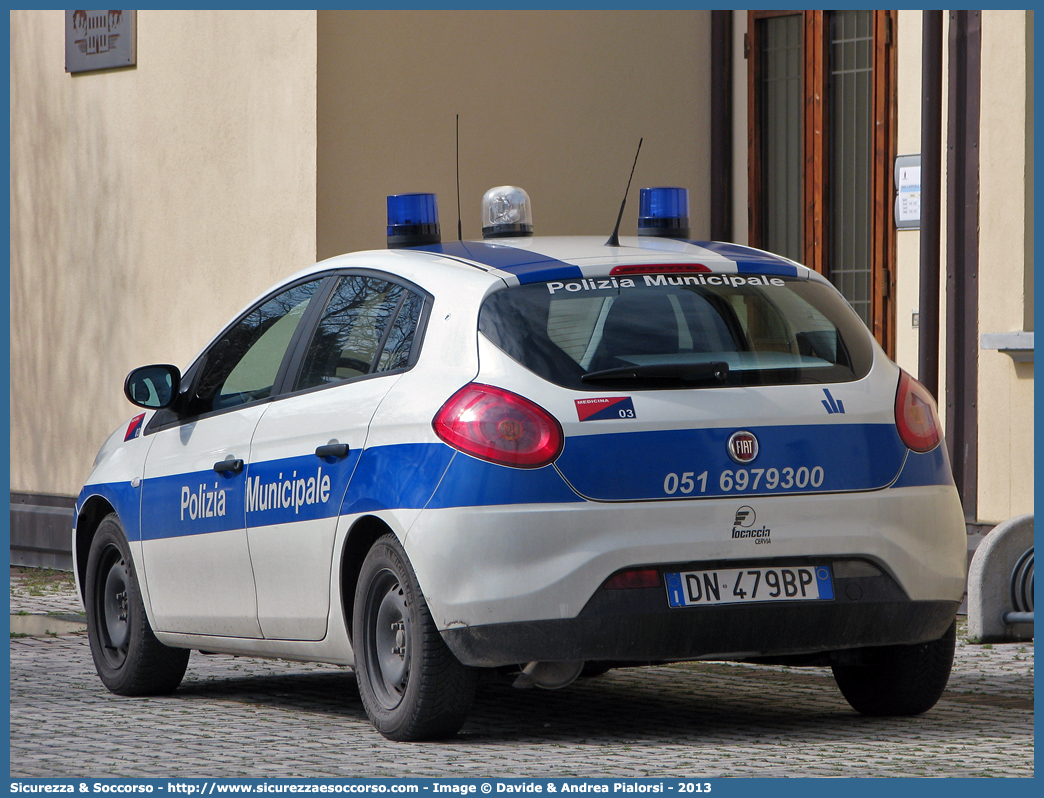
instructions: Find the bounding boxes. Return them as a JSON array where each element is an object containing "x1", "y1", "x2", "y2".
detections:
[{"x1": 574, "y1": 396, "x2": 636, "y2": 422}]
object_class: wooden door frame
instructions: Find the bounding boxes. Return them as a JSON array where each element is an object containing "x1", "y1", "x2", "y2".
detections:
[{"x1": 746, "y1": 9, "x2": 897, "y2": 356}]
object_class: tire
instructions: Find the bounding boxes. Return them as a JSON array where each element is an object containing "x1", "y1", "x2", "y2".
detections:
[
  {"x1": 84, "y1": 513, "x2": 190, "y2": 696},
  {"x1": 353, "y1": 534, "x2": 477, "y2": 741},
  {"x1": 831, "y1": 620, "x2": 956, "y2": 716}
]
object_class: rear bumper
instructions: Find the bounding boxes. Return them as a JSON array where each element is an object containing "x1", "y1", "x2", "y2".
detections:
[
  {"x1": 441, "y1": 566, "x2": 959, "y2": 667},
  {"x1": 406, "y1": 484, "x2": 967, "y2": 632}
]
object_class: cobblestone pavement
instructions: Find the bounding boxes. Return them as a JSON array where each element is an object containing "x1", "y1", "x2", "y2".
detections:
[
  {"x1": 10, "y1": 567, "x2": 85, "y2": 616},
  {"x1": 10, "y1": 570, "x2": 1034, "y2": 778}
]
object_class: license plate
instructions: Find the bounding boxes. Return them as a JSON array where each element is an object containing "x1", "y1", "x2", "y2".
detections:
[{"x1": 665, "y1": 565, "x2": 834, "y2": 607}]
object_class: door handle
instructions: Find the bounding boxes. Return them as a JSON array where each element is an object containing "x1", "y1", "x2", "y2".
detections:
[
  {"x1": 315, "y1": 443, "x2": 350, "y2": 460},
  {"x1": 213, "y1": 458, "x2": 244, "y2": 474}
]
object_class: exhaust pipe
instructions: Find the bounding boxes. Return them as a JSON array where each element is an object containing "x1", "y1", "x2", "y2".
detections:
[{"x1": 512, "y1": 660, "x2": 585, "y2": 690}]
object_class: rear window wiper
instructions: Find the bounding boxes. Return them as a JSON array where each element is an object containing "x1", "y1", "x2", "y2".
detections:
[{"x1": 581, "y1": 361, "x2": 730, "y2": 385}]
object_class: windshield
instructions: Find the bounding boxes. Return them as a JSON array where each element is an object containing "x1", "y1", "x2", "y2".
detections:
[{"x1": 478, "y1": 273, "x2": 873, "y2": 390}]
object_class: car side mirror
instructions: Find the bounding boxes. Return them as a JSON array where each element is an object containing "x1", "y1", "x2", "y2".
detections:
[{"x1": 124, "y1": 364, "x2": 181, "y2": 409}]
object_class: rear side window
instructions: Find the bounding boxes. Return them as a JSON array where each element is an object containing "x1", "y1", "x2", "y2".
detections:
[
  {"x1": 295, "y1": 275, "x2": 423, "y2": 391},
  {"x1": 478, "y1": 273, "x2": 873, "y2": 390},
  {"x1": 377, "y1": 290, "x2": 424, "y2": 372}
]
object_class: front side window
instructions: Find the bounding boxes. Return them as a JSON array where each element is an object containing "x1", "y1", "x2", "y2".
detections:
[
  {"x1": 294, "y1": 275, "x2": 423, "y2": 391},
  {"x1": 189, "y1": 279, "x2": 323, "y2": 415},
  {"x1": 479, "y1": 274, "x2": 873, "y2": 391}
]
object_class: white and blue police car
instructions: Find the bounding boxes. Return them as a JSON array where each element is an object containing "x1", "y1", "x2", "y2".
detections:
[{"x1": 75, "y1": 186, "x2": 967, "y2": 741}]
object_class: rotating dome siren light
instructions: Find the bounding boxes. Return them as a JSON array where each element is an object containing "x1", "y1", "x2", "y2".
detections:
[
  {"x1": 481, "y1": 186, "x2": 534, "y2": 239},
  {"x1": 638, "y1": 187, "x2": 690, "y2": 239},
  {"x1": 387, "y1": 193, "x2": 441, "y2": 248}
]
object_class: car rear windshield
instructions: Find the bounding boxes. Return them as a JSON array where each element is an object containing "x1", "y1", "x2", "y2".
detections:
[{"x1": 478, "y1": 273, "x2": 874, "y2": 390}]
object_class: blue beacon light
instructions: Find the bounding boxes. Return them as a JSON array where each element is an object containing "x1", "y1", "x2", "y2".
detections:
[
  {"x1": 638, "y1": 187, "x2": 690, "y2": 239},
  {"x1": 387, "y1": 193, "x2": 441, "y2": 248}
]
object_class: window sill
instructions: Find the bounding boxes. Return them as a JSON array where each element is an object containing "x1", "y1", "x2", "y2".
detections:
[{"x1": 980, "y1": 331, "x2": 1034, "y2": 363}]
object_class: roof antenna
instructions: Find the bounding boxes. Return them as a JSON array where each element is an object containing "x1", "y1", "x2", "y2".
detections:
[
  {"x1": 606, "y1": 137, "x2": 642, "y2": 247},
  {"x1": 456, "y1": 114, "x2": 463, "y2": 241}
]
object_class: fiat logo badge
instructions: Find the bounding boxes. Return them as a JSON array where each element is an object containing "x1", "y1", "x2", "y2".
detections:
[{"x1": 727, "y1": 431, "x2": 759, "y2": 464}]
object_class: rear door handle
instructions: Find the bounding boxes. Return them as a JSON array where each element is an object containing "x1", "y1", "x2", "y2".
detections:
[
  {"x1": 213, "y1": 458, "x2": 244, "y2": 474},
  {"x1": 315, "y1": 443, "x2": 350, "y2": 460}
]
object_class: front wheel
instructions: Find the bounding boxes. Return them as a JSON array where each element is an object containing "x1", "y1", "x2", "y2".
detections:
[
  {"x1": 831, "y1": 620, "x2": 956, "y2": 716},
  {"x1": 353, "y1": 534, "x2": 477, "y2": 741},
  {"x1": 84, "y1": 513, "x2": 190, "y2": 695}
]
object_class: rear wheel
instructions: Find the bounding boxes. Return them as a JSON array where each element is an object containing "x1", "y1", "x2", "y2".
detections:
[
  {"x1": 353, "y1": 534, "x2": 476, "y2": 741},
  {"x1": 831, "y1": 620, "x2": 956, "y2": 716},
  {"x1": 84, "y1": 514, "x2": 190, "y2": 695}
]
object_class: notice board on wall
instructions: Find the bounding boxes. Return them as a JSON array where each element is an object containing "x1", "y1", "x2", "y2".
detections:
[{"x1": 66, "y1": 10, "x2": 136, "y2": 73}]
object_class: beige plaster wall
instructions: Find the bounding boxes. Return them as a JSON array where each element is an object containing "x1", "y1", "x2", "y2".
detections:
[
  {"x1": 975, "y1": 9, "x2": 1034, "y2": 523},
  {"x1": 893, "y1": 10, "x2": 925, "y2": 378},
  {"x1": 316, "y1": 10, "x2": 711, "y2": 258},
  {"x1": 10, "y1": 10, "x2": 318, "y2": 497}
]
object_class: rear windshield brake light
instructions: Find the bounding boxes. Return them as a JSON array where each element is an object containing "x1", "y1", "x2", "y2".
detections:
[{"x1": 610, "y1": 264, "x2": 711, "y2": 275}]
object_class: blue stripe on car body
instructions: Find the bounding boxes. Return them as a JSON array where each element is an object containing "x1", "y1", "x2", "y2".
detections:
[
  {"x1": 76, "y1": 480, "x2": 143, "y2": 541},
  {"x1": 554, "y1": 423, "x2": 910, "y2": 501},
  {"x1": 77, "y1": 427, "x2": 953, "y2": 543},
  {"x1": 421, "y1": 240, "x2": 803, "y2": 282},
  {"x1": 340, "y1": 442, "x2": 457, "y2": 515},
  {"x1": 137, "y1": 469, "x2": 248, "y2": 539},
  {"x1": 689, "y1": 241, "x2": 803, "y2": 276},
  {"x1": 424, "y1": 451, "x2": 584, "y2": 509},
  {"x1": 418, "y1": 241, "x2": 583, "y2": 284},
  {"x1": 889, "y1": 445, "x2": 954, "y2": 489},
  {"x1": 243, "y1": 450, "x2": 361, "y2": 525}
]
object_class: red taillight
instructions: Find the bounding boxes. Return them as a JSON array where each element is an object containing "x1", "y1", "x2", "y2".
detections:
[
  {"x1": 433, "y1": 383, "x2": 564, "y2": 469},
  {"x1": 603, "y1": 569, "x2": 661, "y2": 590},
  {"x1": 895, "y1": 370, "x2": 942, "y2": 453},
  {"x1": 609, "y1": 263, "x2": 711, "y2": 275}
]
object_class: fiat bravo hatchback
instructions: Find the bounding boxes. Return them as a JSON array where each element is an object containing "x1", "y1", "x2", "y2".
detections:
[{"x1": 75, "y1": 187, "x2": 966, "y2": 740}]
